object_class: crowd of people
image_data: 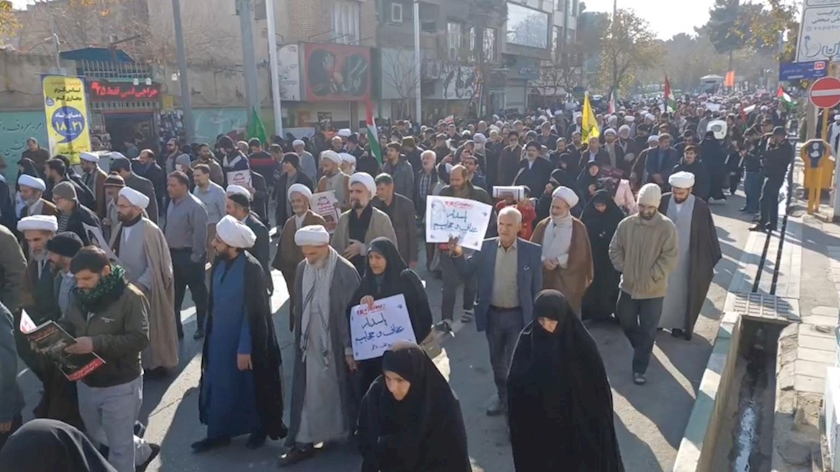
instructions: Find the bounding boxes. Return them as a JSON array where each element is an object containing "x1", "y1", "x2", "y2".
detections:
[{"x1": 0, "y1": 92, "x2": 798, "y2": 472}]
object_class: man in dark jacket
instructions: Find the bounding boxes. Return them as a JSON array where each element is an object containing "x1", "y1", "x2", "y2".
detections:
[
  {"x1": 0, "y1": 300, "x2": 23, "y2": 448},
  {"x1": 132, "y1": 150, "x2": 167, "y2": 216},
  {"x1": 498, "y1": 132, "x2": 524, "y2": 186},
  {"x1": 373, "y1": 173, "x2": 418, "y2": 268},
  {"x1": 51, "y1": 182, "x2": 102, "y2": 247},
  {"x1": 672, "y1": 145, "x2": 710, "y2": 201},
  {"x1": 21, "y1": 137, "x2": 50, "y2": 179},
  {"x1": 110, "y1": 157, "x2": 159, "y2": 225},
  {"x1": 44, "y1": 158, "x2": 96, "y2": 211},
  {"x1": 226, "y1": 192, "x2": 273, "y2": 294},
  {"x1": 513, "y1": 142, "x2": 553, "y2": 198},
  {"x1": 751, "y1": 127, "x2": 793, "y2": 233}
]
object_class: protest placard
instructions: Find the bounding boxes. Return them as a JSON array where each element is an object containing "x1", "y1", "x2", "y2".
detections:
[
  {"x1": 349, "y1": 294, "x2": 417, "y2": 361},
  {"x1": 425, "y1": 196, "x2": 492, "y2": 251},
  {"x1": 493, "y1": 186, "x2": 525, "y2": 201},
  {"x1": 226, "y1": 170, "x2": 252, "y2": 187},
  {"x1": 310, "y1": 190, "x2": 340, "y2": 233}
]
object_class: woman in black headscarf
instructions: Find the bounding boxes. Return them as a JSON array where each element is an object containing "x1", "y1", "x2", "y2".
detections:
[
  {"x1": 0, "y1": 419, "x2": 116, "y2": 472},
  {"x1": 507, "y1": 290, "x2": 624, "y2": 472},
  {"x1": 357, "y1": 341, "x2": 470, "y2": 472},
  {"x1": 581, "y1": 190, "x2": 625, "y2": 322},
  {"x1": 349, "y1": 238, "x2": 434, "y2": 397},
  {"x1": 576, "y1": 160, "x2": 601, "y2": 205}
]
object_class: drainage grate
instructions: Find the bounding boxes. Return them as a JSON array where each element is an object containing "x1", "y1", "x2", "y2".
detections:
[{"x1": 726, "y1": 292, "x2": 800, "y2": 323}]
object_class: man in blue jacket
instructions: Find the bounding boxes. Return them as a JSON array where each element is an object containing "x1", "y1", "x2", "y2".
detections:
[{"x1": 449, "y1": 206, "x2": 542, "y2": 417}]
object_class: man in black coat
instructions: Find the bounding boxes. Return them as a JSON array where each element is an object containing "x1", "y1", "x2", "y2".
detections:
[
  {"x1": 132, "y1": 150, "x2": 167, "y2": 216},
  {"x1": 513, "y1": 142, "x2": 554, "y2": 198},
  {"x1": 44, "y1": 158, "x2": 96, "y2": 211},
  {"x1": 226, "y1": 191, "x2": 273, "y2": 295},
  {"x1": 51, "y1": 181, "x2": 102, "y2": 246},
  {"x1": 751, "y1": 127, "x2": 793, "y2": 233}
]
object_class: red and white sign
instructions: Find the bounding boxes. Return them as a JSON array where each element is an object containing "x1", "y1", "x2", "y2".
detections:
[{"x1": 809, "y1": 77, "x2": 840, "y2": 109}]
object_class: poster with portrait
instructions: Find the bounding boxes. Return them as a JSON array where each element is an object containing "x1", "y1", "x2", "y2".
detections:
[{"x1": 310, "y1": 190, "x2": 340, "y2": 233}]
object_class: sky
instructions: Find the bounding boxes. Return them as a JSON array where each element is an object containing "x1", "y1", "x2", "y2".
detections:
[{"x1": 582, "y1": 0, "x2": 716, "y2": 40}]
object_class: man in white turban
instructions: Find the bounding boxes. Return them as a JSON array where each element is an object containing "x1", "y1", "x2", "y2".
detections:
[
  {"x1": 338, "y1": 152, "x2": 356, "y2": 175},
  {"x1": 331, "y1": 172, "x2": 397, "y2": 274},
  {"x1": 658, "y1": 171, "x2": 721, "y2": 340},
  {"x1": 111, "y1": 184, "x2": 179, "y2": 373},
  {"x1": 608, "y1": 183, "x2": 678, "y2": 386},
  {"x1": 80, "y1": 151, "x2": 108, "y2": 218},
  {"x1": 18, "y1": 175, "x2": 56, "y2": 218},
  {"x1": 292, "y1": 140, "x2": 317, "y2": 182},
  {"x1": 317, "y1": 150, "x2": 351, "y2": 211},
  {"x1": 532, "y1": 186, "x2": 593, "y2": 314},
  {"x1": 194, "y1": 215, "x2": 286, "y2": 453},
  {"x1": 226, "y1": 185, "x2": 252, "y2": 201},
  {"x1": 280, "y1": 223, "x2": 359, "y2": 466}
]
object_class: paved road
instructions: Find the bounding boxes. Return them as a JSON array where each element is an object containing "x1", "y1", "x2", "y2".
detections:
[{"x1": 16, "y1": 195, "x2": 756, "y2": 472}]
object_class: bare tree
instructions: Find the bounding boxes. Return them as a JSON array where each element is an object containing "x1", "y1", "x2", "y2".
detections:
[{"x1": 381, "y1": 49, "x2": 423, "y2": 119}]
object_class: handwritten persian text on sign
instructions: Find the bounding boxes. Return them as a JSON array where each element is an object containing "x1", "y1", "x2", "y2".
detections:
[
  {"x1": 425, "y1": 196, "x2": 492, "y2": 251},
  {"x1": 350, "y1": 294, "x2": 416, "y2": 361}
]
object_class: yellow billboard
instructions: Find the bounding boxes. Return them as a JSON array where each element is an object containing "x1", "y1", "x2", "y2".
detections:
[{"x1": 42, "y1": 75, "x2": 91, "y2": 164}]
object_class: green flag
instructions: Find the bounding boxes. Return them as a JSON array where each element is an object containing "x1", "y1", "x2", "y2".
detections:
[{"x1": 247, "y1": 107, "x2": 268, "y2": 144}]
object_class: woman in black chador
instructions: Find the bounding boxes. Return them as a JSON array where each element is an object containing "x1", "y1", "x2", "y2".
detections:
[
  {"x1": 581, "y1": 189, "x2": 625, "y2": 322},
  {"x1": 356, "y1": 341, "x2": 470, "y2": 472},
  {"x1": 349, "y1": 237, "x2": 433, "y2": 397},
  {"x1": 507, "y1": 290, "x2": 624, "y2": 472}
]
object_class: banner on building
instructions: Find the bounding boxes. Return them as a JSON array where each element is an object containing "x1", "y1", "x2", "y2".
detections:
[
  {"x1": 42, "y1": 76, "x2": 91, "y2": 164},
  {"x1": 303, "y1": 43, "x2": 371, "y2": 102}
]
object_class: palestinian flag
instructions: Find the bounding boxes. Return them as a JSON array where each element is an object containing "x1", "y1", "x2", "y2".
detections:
[
  {"x1": 365, "y1": 96, "x2": 382, "y2": 164},
  {"x1": 664, "y1": 76, "x2": 676, "y2": 113},
  {"x1": 777, "y1": 85, "x2": 795, "y2": 110},
  {"x1": 608, "y1": 89, "x2": 616, "y2": 114}
]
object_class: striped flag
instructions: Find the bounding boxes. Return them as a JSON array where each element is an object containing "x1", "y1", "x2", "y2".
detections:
[
  {"x1": 365, "y1": 97, "x2": 382, "y2": 164},
  {"x1": 777, "y1": 85, "x2": 795, "y2": 110},
  {"x1": 608, "y1": 89, "x2": 616, "y2": 114},
  {"x1": 664, "y1": 76, "x2": 676, "y2": 113}
]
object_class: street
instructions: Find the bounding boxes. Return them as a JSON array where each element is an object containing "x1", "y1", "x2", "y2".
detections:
[{"x1": 16, "y1": 194, "x2": 756, "y2": 472}]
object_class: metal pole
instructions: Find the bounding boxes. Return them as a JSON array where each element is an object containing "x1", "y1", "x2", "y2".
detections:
[
  {"x1": 413, "y1": 0, "x2": 422, "y2": 124},
  {"x1": 238, "y1": 0, "x2": 261, "y2": 131},
  {"x1": 265, "y1": 0, "x2": 283, "y2": 137},
  {"x1": 172, "y1": 0, "x2": 194, "y2": 143}
]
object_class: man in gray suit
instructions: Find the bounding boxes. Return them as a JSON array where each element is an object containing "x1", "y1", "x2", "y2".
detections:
[
  {"x1": 110, "y1": 156, "x2": 159, "y2": 225},
  {"x1": 449, "y1": 206, "x2": 543, "y2": 416}
]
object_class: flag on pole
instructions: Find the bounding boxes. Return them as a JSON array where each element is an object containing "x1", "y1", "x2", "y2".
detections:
[
  {"x1": 664, "y1": 76, "x2": 676, "y2": 113},
  {"x1": 246, "y1": 107, "x2": 268, "y2": 144},
  {"x1": 365, "y1": 96, "x2": 382, "y2": 164},
  {"x1": 582, "y1": 92, "x2": 600, "y2": 142},
  {"x1": 608, "y1": 89, "x2": 616, "y2": 114},
  {"x1": 777, "y1": 85, "x2": 795, "y2": 109}
]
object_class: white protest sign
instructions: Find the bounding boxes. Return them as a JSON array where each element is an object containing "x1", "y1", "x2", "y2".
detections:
[
  {"x1": 310, "y1": 190, "x2": 340, "y2": 233},
  {"x1": 350, "y1": 294, "x2": 416, "y2": 361},
  {"x1": 493, "y1": 186, "x2": 525, "y2": 201},
  {"x1": 226, "y1": 170, "x2": 252, "y2": 187},
  {"x1": 425, "y1": 196, "x2": 492, "y2": 251}
]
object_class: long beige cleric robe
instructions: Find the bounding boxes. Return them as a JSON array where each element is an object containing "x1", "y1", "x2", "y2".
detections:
[
  {"x1": 111, "y1": 217, "x2": 179, "y2": 370},
  {"x1": 530, "y1": 217, "x2": 594, "y2": 315}
]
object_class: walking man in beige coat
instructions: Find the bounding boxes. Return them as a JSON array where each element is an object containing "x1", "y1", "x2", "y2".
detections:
[{"x1": 609, "y1": 183, "x2": 678, "y2": 385}]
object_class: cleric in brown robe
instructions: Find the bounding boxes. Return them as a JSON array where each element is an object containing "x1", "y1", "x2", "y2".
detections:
[
  {"x1": 657, "y1": 171, "x2": 721, "y2": 340},
  {"x1": 531, "y1": 186, "x2": 593, "y2": 315},
  {"x1": 271, "y1": 184, "x2": 325, "y2": 332}
]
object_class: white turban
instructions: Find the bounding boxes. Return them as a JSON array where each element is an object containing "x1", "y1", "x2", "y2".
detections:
[
  {"x1": 109, "y1": 151, "x2": 126, "y2": 159},
  {"x1": 473, "y1": 133, "x2": 487, "y2": 143},
  {"x1": 574, "y1": 111, "x2": 582, "y2": 118},
  {"x1": 339, "y1": 153, "x2": 356, "y2": 165},
  {"x1": 338, "y1": 128, "x2": 352, "y2": 138},
  {"x1": 216, "y1": 215, "x2": 256, "y2": 249},
  {"x1": 645, "y1": 113, "x2": 655, "y2": 121},
  {"x1": 226, "y1": 185, "x2": 252, "y2": 200},
  {"x1": 292, "y1": 139, "x2": 305, "y2": 147},
  {"x1": 80, "y1": 152, "x2": 99, "y2": 163},
  {"x1": 349, "y1": 172, "x2": 376, "y2": 196},
  {"x1": 552, "y1": 186, "x2": 580, "y2": 208},
  {"x1": 624, "y1": 116, "x2": 635, "y2": 122},
  {"x1": 287, "y1": 183, "x2": 313, "y2": 201},
  {"x1": 295, "y1": 224, "x2": 330, "y2": 246},
  {"x1": 669, "y1": 171, "x2": 696, "y2": 189},
  {"x1": 118, "y1": 187, "x2": 150, "y2": 209},
  {"x1": 17, "y1": 215, "x2": 57, "y2": 233},
  {"x1": 320, "y1": 150, "x2": 342, "y2": 165},
  {"x1": 648, "y1": 135, "x2": 660, "y2": 143},
  {"x1": 637, "y1": 183, "x2": 662, "y2": 207},
  {"x1": 18, "y1": 175, "x2": 46, "y2": 192},
  {"x1": 554, "y1": 110, "x2": 563, "y2": 117},
  {"x1": 619, "y1": 125, "x2": 631, "y2": 133},
  {"x1": 604, "y1": 128, "x2": 617, "y2": 136}
]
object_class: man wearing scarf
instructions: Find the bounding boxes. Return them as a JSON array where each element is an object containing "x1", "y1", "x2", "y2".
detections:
[
  {"x1": 60, "y1": 246, "x2": 159, "y2": 472},
  {"x1": 530, "y1": 186, "x2": 594, "y2": 315},
  {"x1": 330, "y1": 172, "x2": 397, "y2": 275},
  {"x1": 194, "y1": 216, "x2": 286, "y2": 453},
  {"x1": 272, "y1": 185, "x2": 326, "y2": 332},
  {"x1": 658, "y1": 172, "x2": 721, "y2": 340},
  {"x1": 225, "y1": 186, "x2": 273, "y2": 294},
  {"x1": 111, "y1": 187, "x2": 179, "y2": 374},
  {"x1": 316, "y1": 150, "x2": 351, "y2": 211},
  {"x1": 281, "y1": 225, "x2": 359, "y2": 467}
]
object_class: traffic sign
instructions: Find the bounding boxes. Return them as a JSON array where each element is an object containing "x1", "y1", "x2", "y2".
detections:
[
  {"x1": 779, "y1": 61, "x2": 829, "y2": 81},
  {"x1": 809, "y1": 77, "x2": 840, "y2": 109}
]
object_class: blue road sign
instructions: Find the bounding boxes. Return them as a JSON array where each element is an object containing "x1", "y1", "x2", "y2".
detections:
[{"x1": 779, "y1": 61, "x2": 829, "y2": 81}]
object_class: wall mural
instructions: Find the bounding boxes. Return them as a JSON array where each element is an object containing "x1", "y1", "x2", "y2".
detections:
[
  {"x1": 0, "y1": 111, "x2": 48, "y2": 183},
  {"x1": 303, "y1": 43, "x2": 370, "y2": 102}
]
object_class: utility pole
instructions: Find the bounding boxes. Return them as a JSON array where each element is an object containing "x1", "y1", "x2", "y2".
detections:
[
  {"x1": 413, "y1": 0, "x2": 422, "y2": 125},
  {"x1": 265, "y1": 0, "x2": 283, "y2": 137},
  {"x1": 172, "y1": 0, "x2": 194, "y2": 143},
  {"x1": 238, "y1": 0, "x2": 261, "y2": 128}
]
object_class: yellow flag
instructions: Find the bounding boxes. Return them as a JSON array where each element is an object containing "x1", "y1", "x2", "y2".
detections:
[{"x1": 582, "y1": 92, "x2": 600, "y2": 142}]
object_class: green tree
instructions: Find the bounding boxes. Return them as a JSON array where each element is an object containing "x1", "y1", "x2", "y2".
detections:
[
  {"x1": 0, "y1": 0, "x2": 18, "y2": 38},
  {"x1": 706, "y1": 0, "x2": 746, "y2": 65},
  {"x1": 596, "y1": 9, "x2": 662, "y2": 94}
]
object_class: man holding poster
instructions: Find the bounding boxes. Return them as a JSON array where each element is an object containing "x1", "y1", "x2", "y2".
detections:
[{"x1": 449, "y1": 206, "x2": 542, "y2": 417}]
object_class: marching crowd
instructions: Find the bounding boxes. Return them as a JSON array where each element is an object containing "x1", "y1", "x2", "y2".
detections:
[{"x1": 0, "y1": 94, "x2": 797, "y2": 472}]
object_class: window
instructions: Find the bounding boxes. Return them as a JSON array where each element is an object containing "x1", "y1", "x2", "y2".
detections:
[
  {"x1": 390, "y1": 2, "x2": 403, "y2": 23},
  {"x1": 506, "y1": 2, "x2": 549, "y2": 49},
  {"x1": 332, "y1": 1, "x2": 360, "y2": 44},
  {"x1": 484, "y1": 27, "x2": 496, "y2": 62},
  {"x1": 448, "y1": 22, "x2": 463, "y2": 60}
]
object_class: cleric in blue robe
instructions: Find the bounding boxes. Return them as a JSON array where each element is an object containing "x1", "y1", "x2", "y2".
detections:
[{"x1": 193, "y1": 216, "x2": 287, "y2": 453}]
